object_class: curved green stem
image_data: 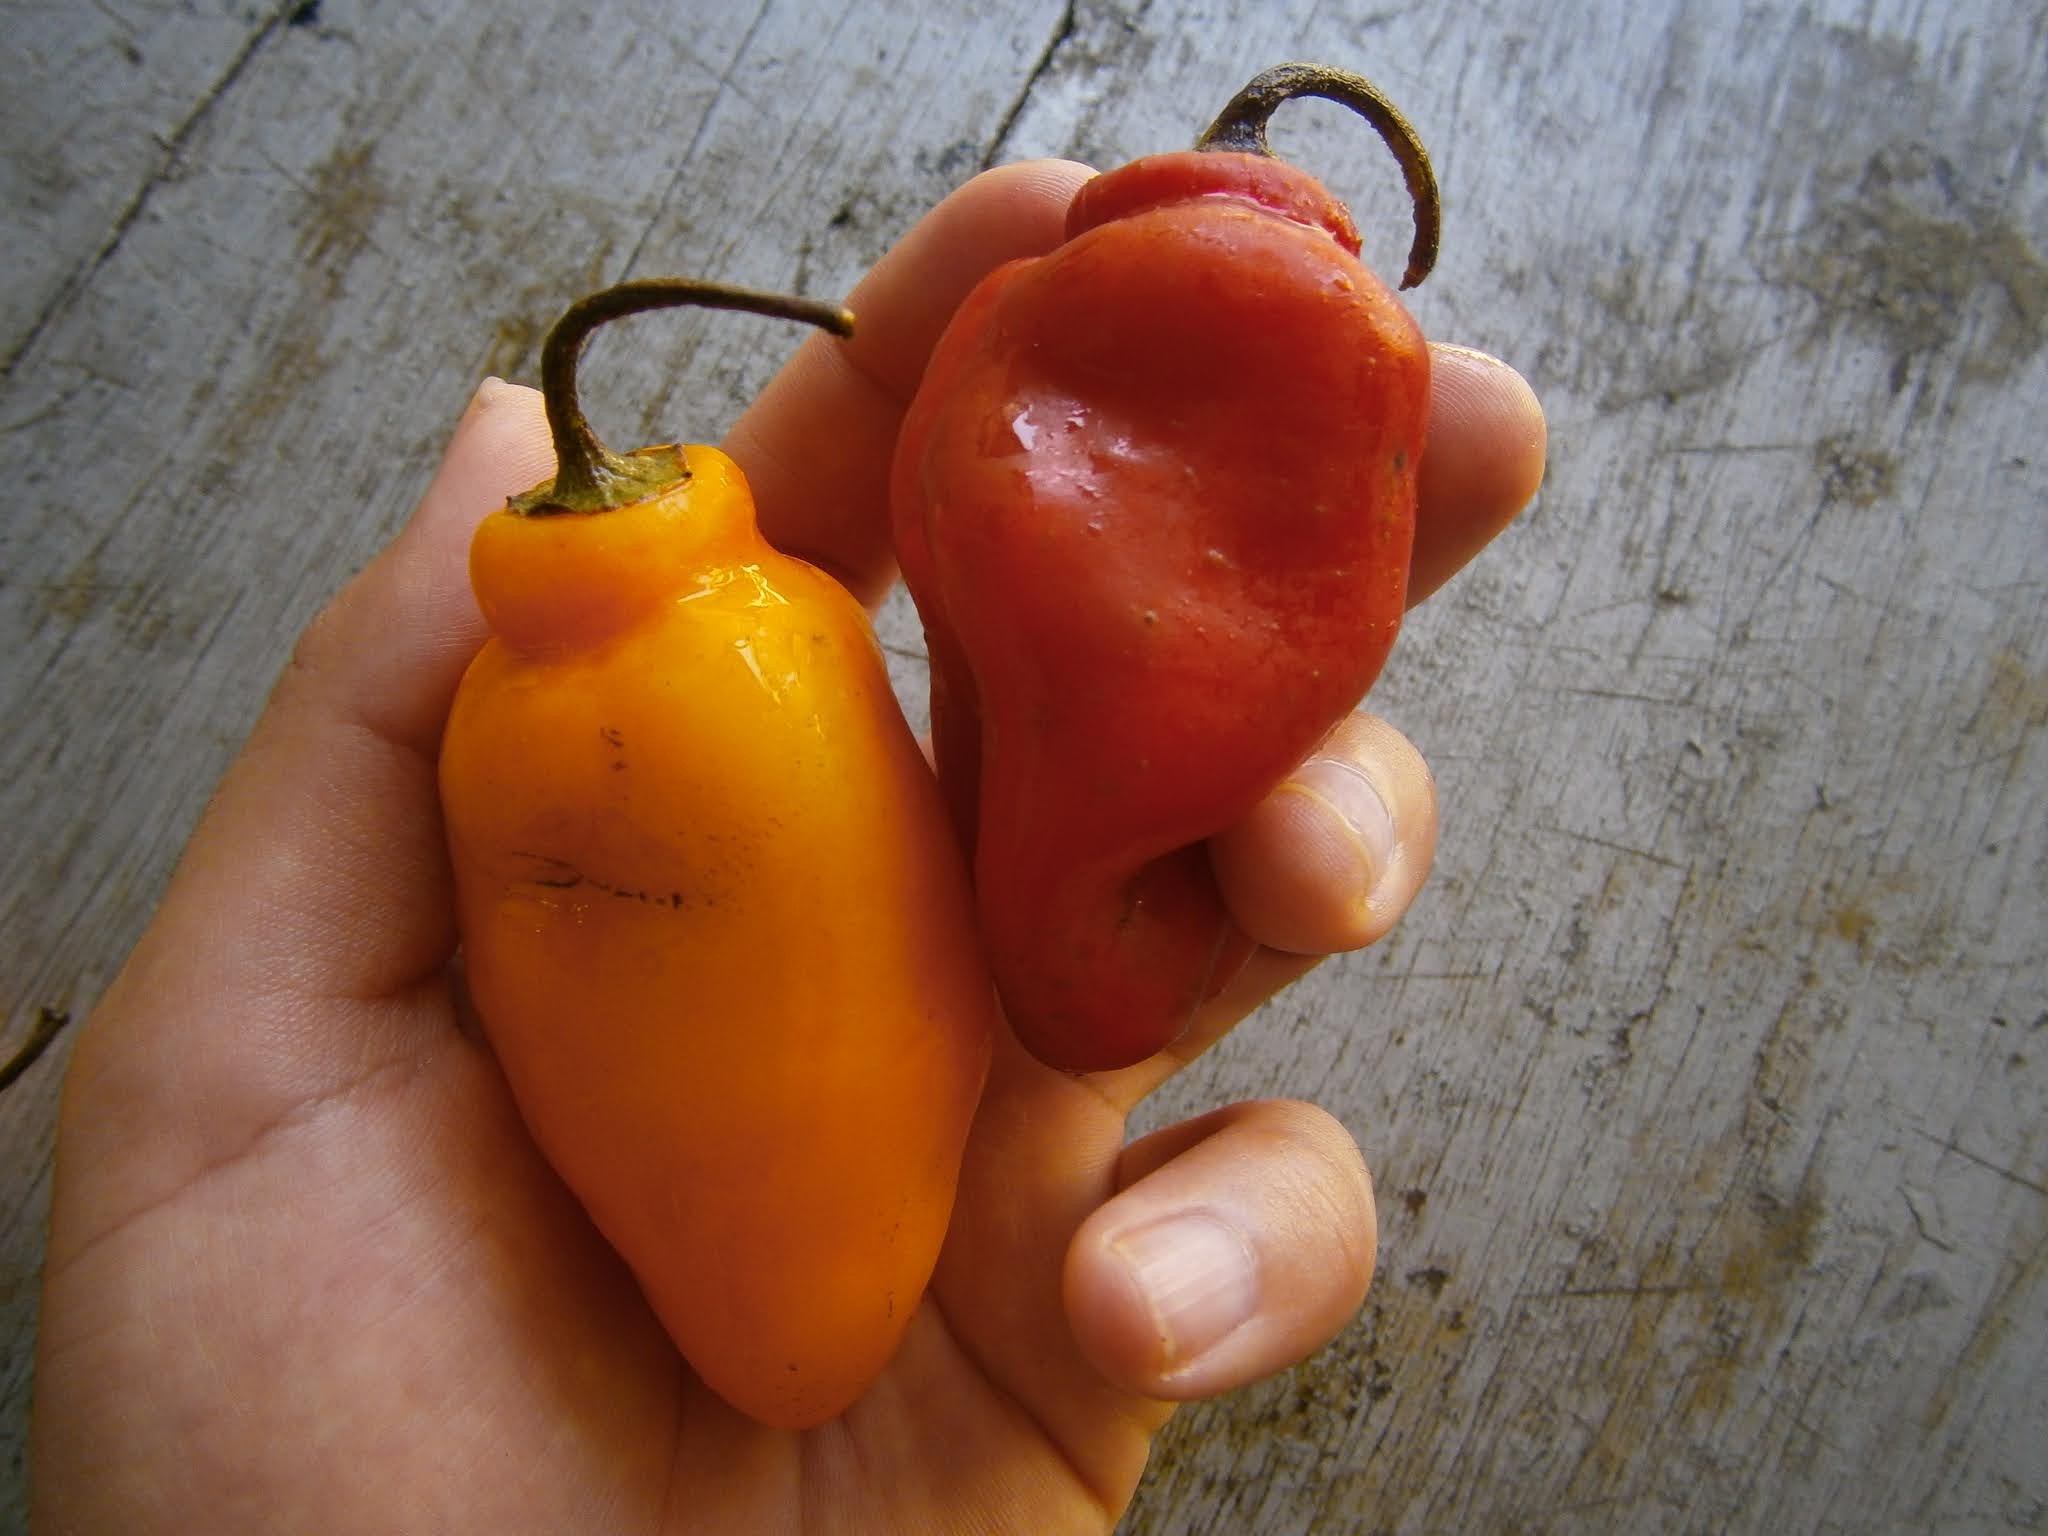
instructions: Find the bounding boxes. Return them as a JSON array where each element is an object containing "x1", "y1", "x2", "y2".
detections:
[
  {"x1": 1195, "y1": 63, "x2": 1441, "y2": 290},
  {"x1": 513, "y1": 278, "x2": 856, "y2": 516}
]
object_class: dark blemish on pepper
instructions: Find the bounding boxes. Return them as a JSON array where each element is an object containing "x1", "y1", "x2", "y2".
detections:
[
  {"x1": 514, "y1": 852, "x2": 587, "y2": 890},
  {"x1": 514, "y1": 853, "x2": 697, "y2": 909}
]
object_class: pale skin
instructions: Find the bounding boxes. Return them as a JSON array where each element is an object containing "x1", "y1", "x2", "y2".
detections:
[{"x1": 31, "y1": 161, "x2": 1545, "y2": 1533}]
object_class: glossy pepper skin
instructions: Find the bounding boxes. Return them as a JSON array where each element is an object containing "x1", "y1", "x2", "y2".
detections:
[
  {"x1": 891, "y1": 67, "x2": 1435, "y2": 1073},
  {"x1": 441, "y1": 287, "x2": 996, "y2": 1429}
]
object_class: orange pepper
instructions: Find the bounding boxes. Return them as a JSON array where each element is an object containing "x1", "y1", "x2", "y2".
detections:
[{"x1": 439, "y1": 281, "x2": 996, "y2": 1429}]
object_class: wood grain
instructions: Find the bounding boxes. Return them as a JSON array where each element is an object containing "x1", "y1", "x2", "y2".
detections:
[{"x1": 4, "y1": 1, "x2": 2042, "y2": 1531}]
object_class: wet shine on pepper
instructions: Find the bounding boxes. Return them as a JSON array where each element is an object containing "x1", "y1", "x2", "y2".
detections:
[{"x1": 891, "y1": 65, "x2": 1442, "y2": 1072}]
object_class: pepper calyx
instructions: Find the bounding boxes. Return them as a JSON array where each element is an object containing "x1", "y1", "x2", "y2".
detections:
[
  {"x1": 512, "y1": 278, "x2": 856, "y2": 519},
  {"x1": 511, "y1": 444, "x2": 689, "y2": 516}
]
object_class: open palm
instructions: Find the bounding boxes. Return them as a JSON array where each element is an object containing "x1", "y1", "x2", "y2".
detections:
[{"x1": 31, "y1": 162, "x2": 1544, "y2": 1533}]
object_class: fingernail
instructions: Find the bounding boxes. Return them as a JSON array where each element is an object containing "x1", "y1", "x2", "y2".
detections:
[
  {"x1": 1293, "y1": 756, "x2": 1396, "y2": 889},
  {"x1": 1434, "y1": 341, "x2": 1510, "y2": 370},
  {"x1": 1113, "y1": 1213, "x2": 1259, "y2": 1370}
]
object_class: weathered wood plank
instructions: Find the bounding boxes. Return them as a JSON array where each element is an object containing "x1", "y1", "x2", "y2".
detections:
[
  {"x1": 0, "y1": 0, "x2": 295, "y2": 365},
  {"x1": 3, "y1": 0, "x2": 2043, "y2": 1531}
]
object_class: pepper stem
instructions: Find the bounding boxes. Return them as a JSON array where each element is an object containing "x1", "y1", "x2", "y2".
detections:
[
  {"x1": 512, "y1": 278, "x2": 856, "y2": 516},
  {"x1": 1195, "y1": 63, "x2": 1441, "y2": 291}
]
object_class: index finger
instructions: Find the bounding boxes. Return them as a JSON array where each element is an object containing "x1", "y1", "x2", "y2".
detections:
[{"x1": 725, "y1": 159, "x2": 1096, "y2": 607}]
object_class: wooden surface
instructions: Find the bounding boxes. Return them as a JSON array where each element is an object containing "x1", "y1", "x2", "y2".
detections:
[{"x1": 4, "y1": 1, "x2": 2044, "y2": 1530}]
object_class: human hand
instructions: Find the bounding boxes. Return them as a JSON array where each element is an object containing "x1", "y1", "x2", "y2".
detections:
[{"x1": 31, "y1": 161, "x2": 1544, "y2": 1532}]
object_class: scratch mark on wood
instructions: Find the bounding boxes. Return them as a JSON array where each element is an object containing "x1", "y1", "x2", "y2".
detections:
[
  {"x1": 979, "y1": 0, "x2": 1077, "y2": 169},
  {"x1": 1662, "y1": 440, "x2": 1810, "y2": 456},
  {"x1": 1902, "y1": 1185, "x2": 1955, "y2": 1253},
  {"x1": 615, "y1": 0, "x2": 776, "y2": 281},
  {"x1": 1553, "y1": 685, "x2": 1698, "y2": 709},
  {"x1": 0, "y1": 1008, "x2": 71, "y2": 1094},
  {"x1": 2, "y1": 0, "x2": 307, "y2": 383},
  {"x1": 1545, "y1": 825, "x2": 1688, "y2": 870},
  {"x1": 1523, "y1": 1280, "x2": 1717, "y2": 1300},
  {"x1": 1912, "y1": 1129, "x2": 2048, "y2": 1199}
]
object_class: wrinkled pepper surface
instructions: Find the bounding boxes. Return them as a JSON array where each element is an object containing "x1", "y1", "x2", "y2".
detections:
[
  {"x1": 892, "y1": 65, "x2": 1441, "y2": 1072},
  {"x1": 440, "y1": 281, "x2": 997, "y2": 1429}
]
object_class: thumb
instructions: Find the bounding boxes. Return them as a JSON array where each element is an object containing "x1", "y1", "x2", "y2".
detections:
[
  {"x1": 58, "y1": 381, "x2": 552, "y2": 1204},
  {"x1": 170, "y1": 377, "x2": 554, "y2": 1001}
]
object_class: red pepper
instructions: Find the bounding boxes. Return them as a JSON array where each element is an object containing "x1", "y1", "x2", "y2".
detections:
[{"x1": 891, "y1": 65, "x2": 1441, "y2": 1072}]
